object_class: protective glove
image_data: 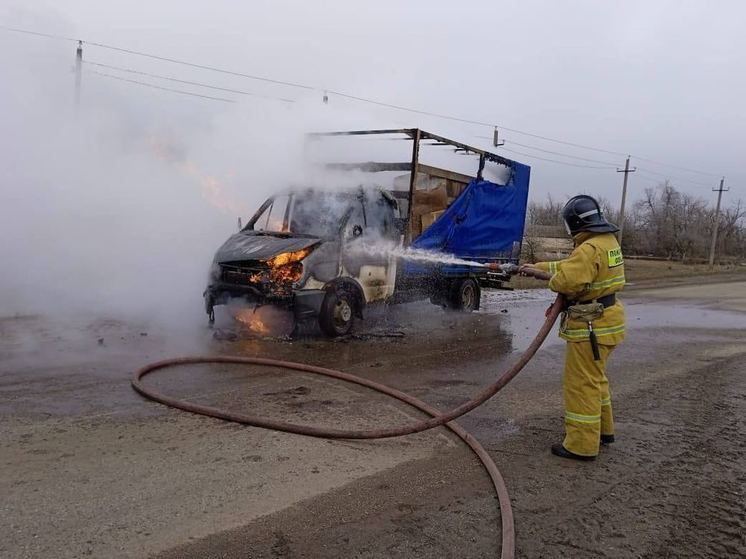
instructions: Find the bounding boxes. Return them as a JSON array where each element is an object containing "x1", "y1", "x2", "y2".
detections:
[
  {"x1": 518, "y1": 264, "x2": 552, "y2": 282},
  {"x1": 518, "y1": 264, "x2": 541, "y2": 277}
]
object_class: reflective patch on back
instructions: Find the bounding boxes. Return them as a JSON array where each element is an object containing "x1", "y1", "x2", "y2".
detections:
[{"x1": 607, "y1": 247, "x2": 624, "y2": 268}]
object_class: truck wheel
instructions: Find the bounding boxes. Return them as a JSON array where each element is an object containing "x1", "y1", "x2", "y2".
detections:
[
  {"x1": 319, "y1": 288, "x2": 355, "y2": 337},
  {"x1": 448, "y1": 278, "x2": 480, "y2": 312}
]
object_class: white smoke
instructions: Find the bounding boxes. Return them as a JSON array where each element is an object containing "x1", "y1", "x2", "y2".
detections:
[
  {"x1": 0, "y1": 11, "x2": 515, "y2": 326},
  {"x1": 0, "y1": 29, "x2": 438, "y2": 325}
]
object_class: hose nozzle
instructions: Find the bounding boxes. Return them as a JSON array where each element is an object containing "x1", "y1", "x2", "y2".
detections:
[{"x1": 487, "y1": 263, "x2": 519, "y2": 275}]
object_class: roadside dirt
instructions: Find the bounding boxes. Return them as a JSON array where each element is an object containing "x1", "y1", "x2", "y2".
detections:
[
  {"x1": 2, "y1": 279, "x2": 746, "y2": 558},
  {"x1": 511, "y1": 260, "x2": 746, "y2": 290}
]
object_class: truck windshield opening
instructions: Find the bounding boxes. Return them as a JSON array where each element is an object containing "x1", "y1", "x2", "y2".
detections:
[{"x1": 253, "y1": 190, "x2": 356, "y2": 239}]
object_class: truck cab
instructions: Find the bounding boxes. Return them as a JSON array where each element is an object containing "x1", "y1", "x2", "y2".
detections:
[{"x1": 205, "y1": 186, "x2": 403, "y2": 336}]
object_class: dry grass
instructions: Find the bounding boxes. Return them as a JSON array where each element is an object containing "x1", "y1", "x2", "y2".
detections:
[
  {"x1": 508, "y1": 259, "x2": 746, "y2": 290},
  {"x1": 624, "y1": 259, "x2": 744, "y2": 282}
]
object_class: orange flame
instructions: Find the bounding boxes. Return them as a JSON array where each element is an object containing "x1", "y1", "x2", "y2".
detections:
[
  {"x1": 232, "y1": 306, "x2": 294, "y2": 336},
  {"x1": 147, "y1": 135, "x2": 251, "y2": 216},
  {"x1": 265, "y1": 247, "x2": 314, "y2": 288},
  {"x1": 270, "y1": 264, "x2": 303, "y2": 285},
  {"x1": 267, "y1": 247, "x2": 313, "y2": 268},
  {"x1": 233, "y1": 308, "x2": 271, "y2": 335}
]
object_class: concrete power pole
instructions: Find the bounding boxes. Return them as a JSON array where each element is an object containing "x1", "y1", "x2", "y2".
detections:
[
  {"x1": 74, "y1": 40, "x2": 83, "y2": 106},
  {"x1": 616, "y1": 156, "x2": 636, "y2": 247},
  {"x1": 708, "y1": 177, "x2": 728, "y2": 268}
]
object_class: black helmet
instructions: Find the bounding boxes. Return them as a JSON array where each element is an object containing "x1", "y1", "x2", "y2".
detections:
[{"x1": 562, "y1": 195, "x2": 619, "y2": 235}]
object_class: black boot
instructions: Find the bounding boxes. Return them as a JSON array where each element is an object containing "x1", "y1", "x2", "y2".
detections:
[
  {"x1": 551, "y1": 443, "x2": 596, "y2": 461},
  {"x1": 600, "y1": 434, "x2": 615, "y2": 445}
]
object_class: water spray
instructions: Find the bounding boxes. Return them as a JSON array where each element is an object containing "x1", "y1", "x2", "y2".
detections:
[
  {"x1": 348, "y1": 242, "x2": 528, "y2": 272},
  {"x1": 349, "y1": 242, "x2": 487, "y2": 267},
  {"x1": 346, "y1": 241, "x2": 529, "y2": 275}
]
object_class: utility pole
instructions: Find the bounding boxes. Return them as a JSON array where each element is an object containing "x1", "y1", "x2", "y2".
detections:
[
  {"x1": 74, "y1": 40, "x2": 83, "y2": 107},
  {"x1": 616, "y1": 156, "x2": 636, "y2": 247},
  {"x1": 708, "y1": 177, "x2": 728, "y2": 268}
]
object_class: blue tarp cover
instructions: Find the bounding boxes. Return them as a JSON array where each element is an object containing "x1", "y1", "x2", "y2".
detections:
[{"x1": 411, "y1": 161, "x2": 530, "y2": 263}]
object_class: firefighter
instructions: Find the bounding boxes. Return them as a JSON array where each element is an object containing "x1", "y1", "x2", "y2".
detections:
[{"x1": 520, "y1": 195, "x2": 625, "y2": 461}]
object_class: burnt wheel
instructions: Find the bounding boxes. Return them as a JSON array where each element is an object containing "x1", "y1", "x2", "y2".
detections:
[
  {"x1": 448, "y1": 278, "x2": 480, "y2": 312},
  {"x1": 319, "y1": 288, "x2": 355, "y2": 337}
]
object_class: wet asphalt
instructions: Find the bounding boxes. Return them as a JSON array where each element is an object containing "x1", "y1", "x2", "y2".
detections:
[{"x1": 2, "y1": 280, "x2": 746, "y2": 558}]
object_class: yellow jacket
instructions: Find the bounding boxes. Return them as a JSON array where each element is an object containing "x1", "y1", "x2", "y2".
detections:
[{"x1": 535, "y1": 232, "x2": 625, "y2": 345}]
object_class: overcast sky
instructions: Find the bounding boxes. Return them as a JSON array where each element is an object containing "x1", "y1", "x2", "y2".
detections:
[{"x1": 2, "y1": 0, "x2": 744, "y2": 206}]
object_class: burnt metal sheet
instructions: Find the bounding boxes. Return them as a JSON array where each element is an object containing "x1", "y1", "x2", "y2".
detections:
[
  {"x1": 308, "y1": 129, "x2": 512, "y2": 167},
  {"x1": 308, "y1": 128, "x2": 417, "y2": 138},
  {"x1": 419, "y1": 130, "x2": 513, "y2": 167},
  {"x1": 324, "y1": 162, "x2": 412, "y2": 172},
  {"x1": 214, "y1": 232, "x2": 320, "y2": 264}
]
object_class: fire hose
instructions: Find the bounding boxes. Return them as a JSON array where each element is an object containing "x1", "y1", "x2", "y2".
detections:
[{"x1": 132, "y1": 271, "x2": 560, "y2": 559}]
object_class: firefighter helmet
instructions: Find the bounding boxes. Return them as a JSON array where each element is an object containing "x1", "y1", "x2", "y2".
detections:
[{"x1": 562, "y1": 195, "x2": 619, "y2": 235}]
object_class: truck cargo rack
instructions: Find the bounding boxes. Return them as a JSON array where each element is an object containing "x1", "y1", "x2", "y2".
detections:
[{"x1": 307, "y1": 129, "x2": 514, "y2": 243}]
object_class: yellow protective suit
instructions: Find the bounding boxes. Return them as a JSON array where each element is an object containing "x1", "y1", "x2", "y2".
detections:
[{"x1": 535, "y1": 232, "x2": 625, "y2": 456}]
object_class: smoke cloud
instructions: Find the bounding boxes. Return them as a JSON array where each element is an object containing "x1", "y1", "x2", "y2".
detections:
[{"x1": 0, "y1": 32, "x2": 433, "y2": 325}]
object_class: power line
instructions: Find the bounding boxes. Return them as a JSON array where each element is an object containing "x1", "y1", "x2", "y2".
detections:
[
  {"x1": 84, "y1": 60, "x2": 295, "y2": 103},
  {"x1": 328, "y1": 89, "x2": 632, "y2": 157},
  {"x1": 501, "y1": 139, "x2": 622, "y2": 166},
  {"x1": 87, "y1": 70, "x2": 236, "y2": 103},
  {"x1": 0, "y1": 25, "x2": 634, "y2": 156},
  {"x1": 481, "y1": 135, "x2": 722, "y2": 182},
  {"x1": 84, "y1": 40, "x2": 316, "y2": 91},
  {"x1": 1, "y1": 24, "x2": 313, "y2": 91},
  {"x1": 0, "y1": 24, "x2": 727, "y2": 179},
  {"x1": 499, "y1": 146, "x2": 617, "y2": 169},
  {"x1": 632, "y1": 155, "x2": 720, "y2": 178},
  {"x1": 635, "y1": 167, "x2": 714, "y2": 188},
  {"x1": 0, "y1": 24, "x2": 77, "y2": 42}
]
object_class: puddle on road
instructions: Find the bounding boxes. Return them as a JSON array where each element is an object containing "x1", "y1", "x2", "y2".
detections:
[
  {"x1": 4, "y1": 286, "x2": 746, "y2": 418},
  {"x1": 624, "y1": 299, "x2": 746, "y2": 330},
  {"x1": 480, "y1": 288, "x2": 746, "y2": 352},
  {"x1": 4, "y1": 288, "x2": 746, "y2": 380},
  {"x1": 207, "y1": 287, "x2": 746, "y2": 359}
]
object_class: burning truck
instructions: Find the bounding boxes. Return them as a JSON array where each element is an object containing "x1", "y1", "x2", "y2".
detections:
[{"x1": 204, "y1": 129, "x2": 530, "y2": 336}]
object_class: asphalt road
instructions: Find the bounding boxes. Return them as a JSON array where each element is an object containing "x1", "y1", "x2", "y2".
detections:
[{"x1": 2, "y1": 279, "x2": 746, "y2": 558}]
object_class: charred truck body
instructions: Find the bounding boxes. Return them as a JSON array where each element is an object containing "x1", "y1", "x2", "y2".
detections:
[{"x1": 204, "y1": 129, "x2": 531, "y2": 336}]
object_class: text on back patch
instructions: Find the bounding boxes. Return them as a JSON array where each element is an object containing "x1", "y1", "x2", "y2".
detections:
[{"x1": 607, "y1": 248, "x2": 624, "y2": 268}]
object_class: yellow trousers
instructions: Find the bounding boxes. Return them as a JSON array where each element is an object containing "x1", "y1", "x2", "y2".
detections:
[{"x1": 562, "y1": 341, "x2": 615, "y2": 456}]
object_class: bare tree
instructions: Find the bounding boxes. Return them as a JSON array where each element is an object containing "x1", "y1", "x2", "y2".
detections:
[
  {"x1": 527, "y1": 182, "x2": 745, "y2": 261},
  {"x1": 527, "y1": 194, "x2": 565, "y2": 227}
]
